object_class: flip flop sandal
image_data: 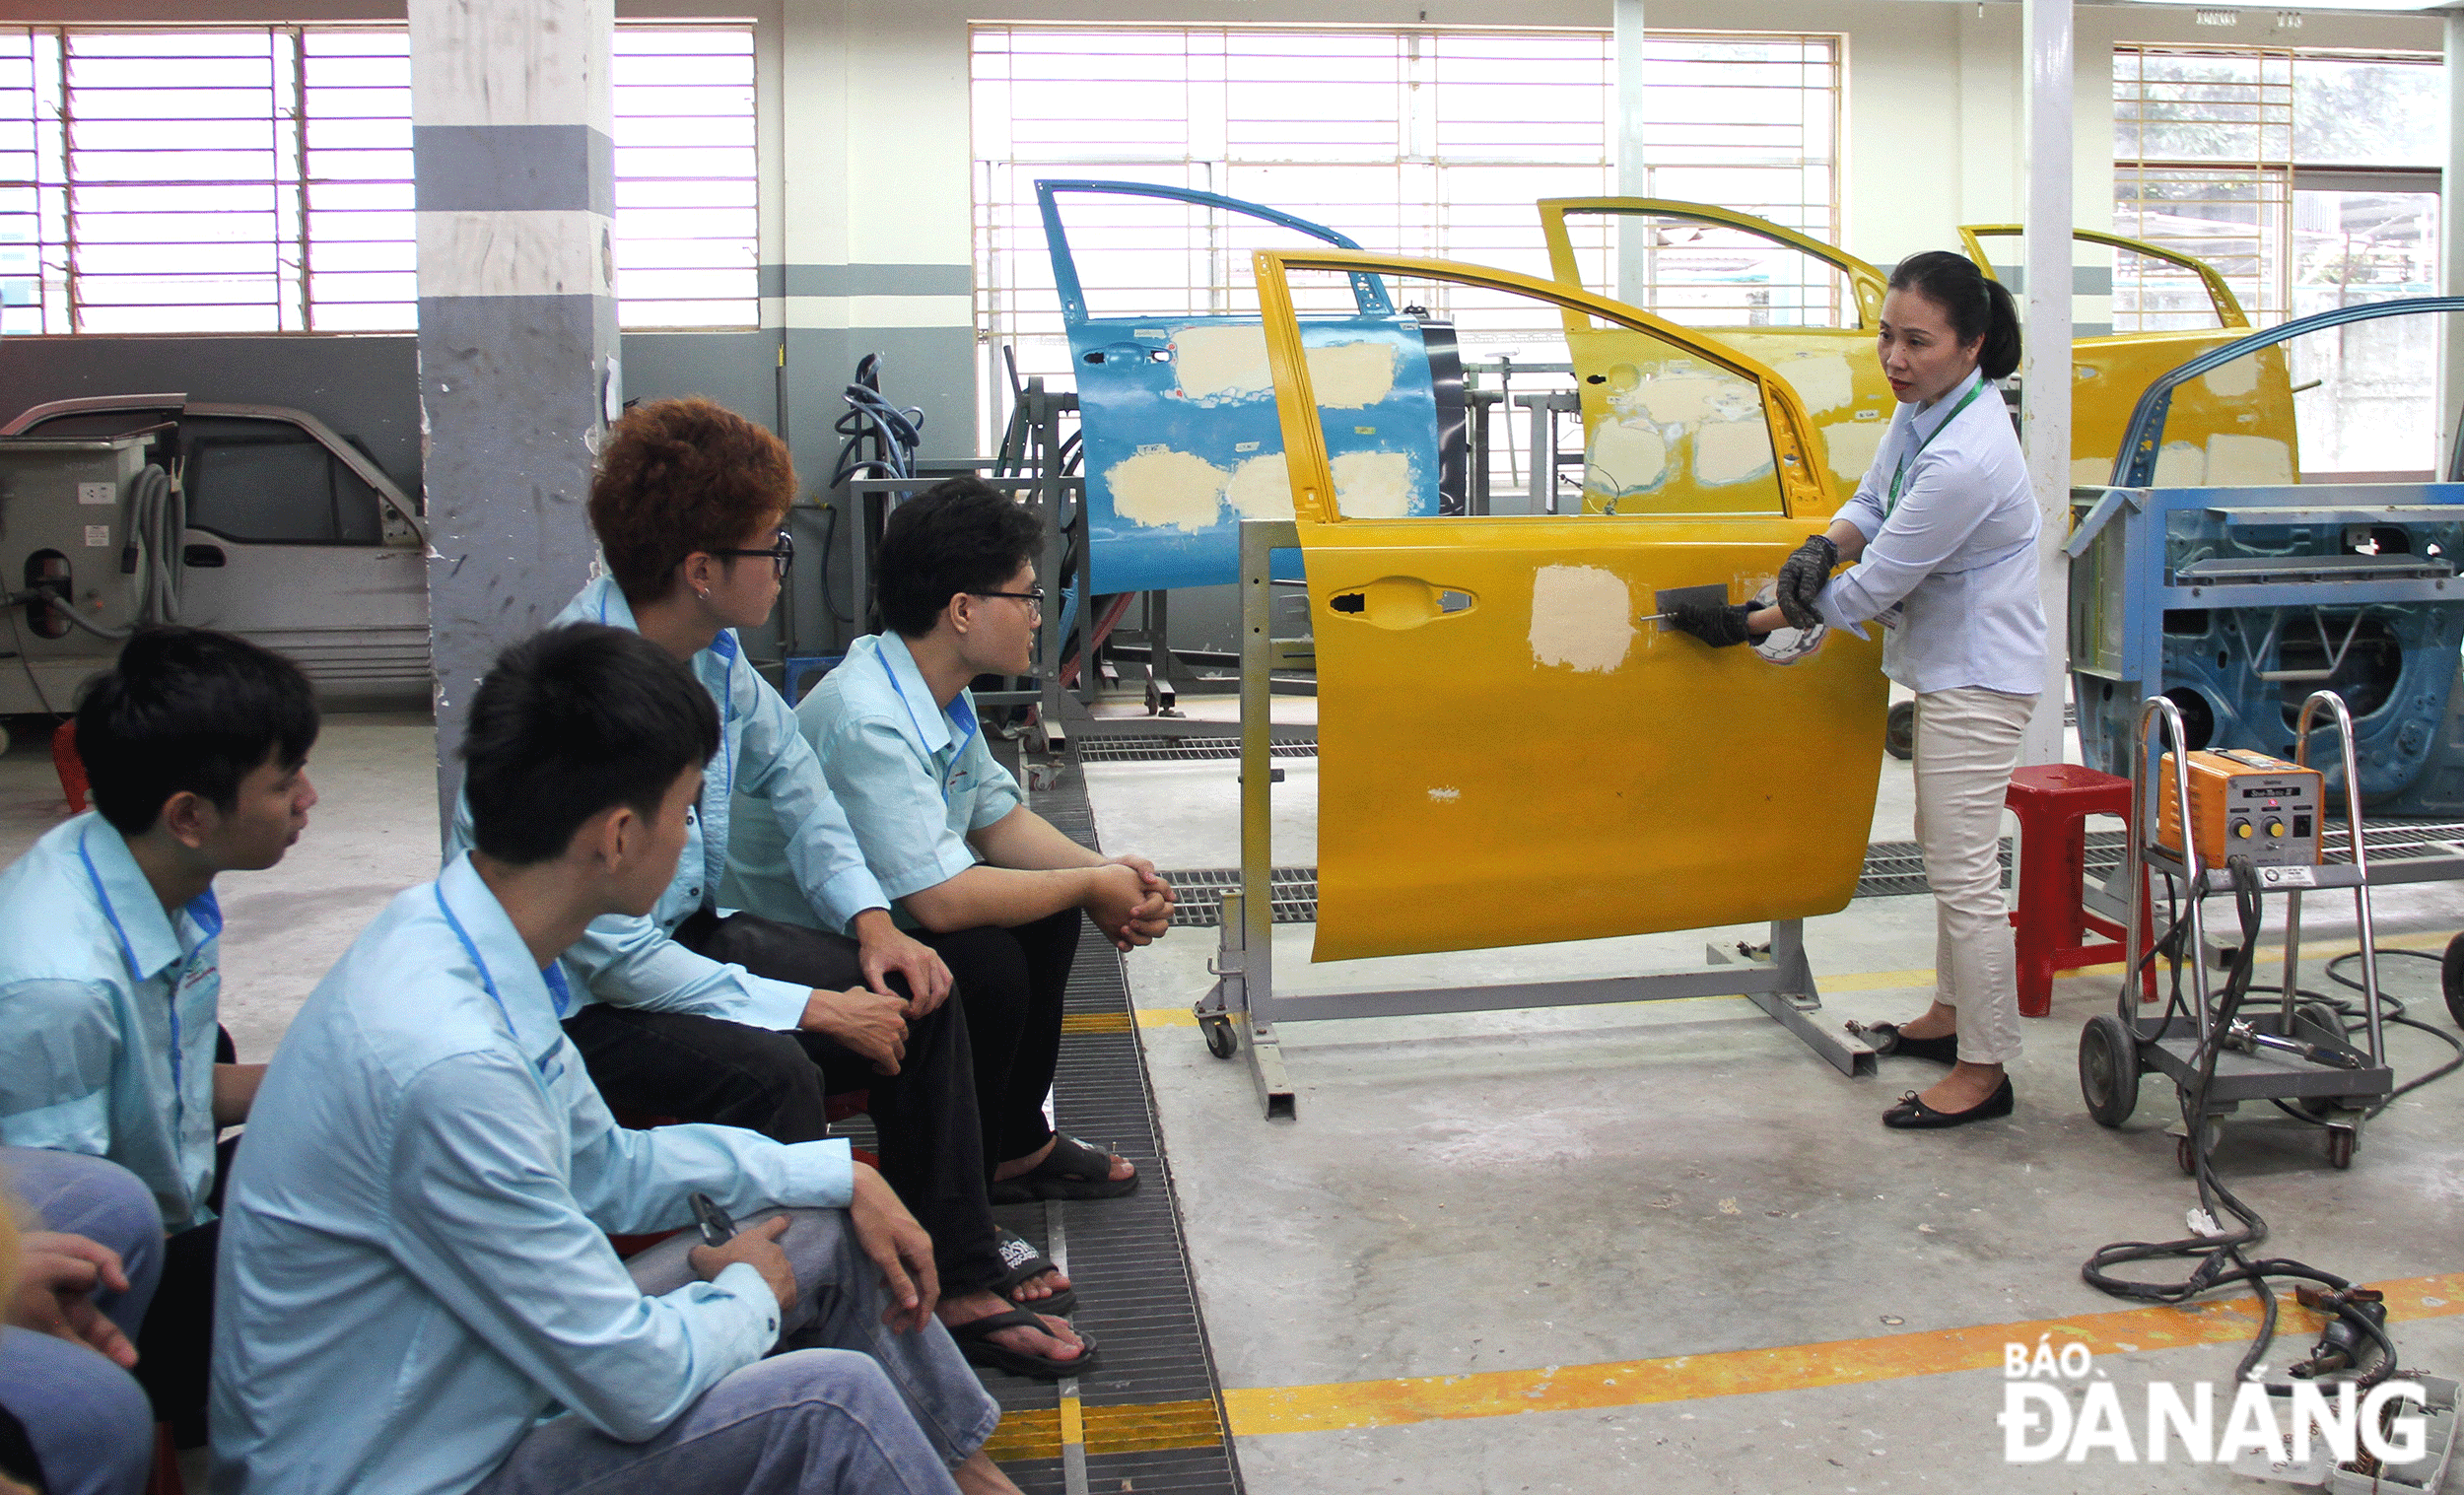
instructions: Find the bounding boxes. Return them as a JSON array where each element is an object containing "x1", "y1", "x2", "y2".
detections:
[
  {"x1": 992, "y1": 1226, "x2": 1076, "y2": 1316},
  {"x1": 989, "y1": 1133, "x2": 1140, "y2": 1204},
  {"x1": 948, "y1": 1306, "x2": 1100, "y2": 1381}
]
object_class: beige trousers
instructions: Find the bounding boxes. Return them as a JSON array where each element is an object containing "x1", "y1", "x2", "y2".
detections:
[{"x1": 1912, "y1": 686, "x2": 2038, "y2": 1066}]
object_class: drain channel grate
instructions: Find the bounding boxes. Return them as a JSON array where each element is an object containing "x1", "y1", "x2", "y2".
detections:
[
  {"x1": 1077, "y1": 736, "x2": 1317, "y2": 764},
  {"x1": 963, "y1": 748, "x2": 1243, "y2": 1495},
  {"x1": 1152, "y1": 818, "x2": 2464, "y2": 927}
]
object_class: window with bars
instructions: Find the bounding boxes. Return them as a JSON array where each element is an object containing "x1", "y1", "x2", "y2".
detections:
[
  {"x1": 0, "y1": 23, "x2": 755, "y2": 335},
  {"x1": 2113, "y1": 43, "x2": 2441, "y2": 476},
  {"x1": 972, "y1": 25, "x2": 1840, "y2": 391},
  {"x1": 2112, "y1": 43, "x2": 2438, "y2": 332}
]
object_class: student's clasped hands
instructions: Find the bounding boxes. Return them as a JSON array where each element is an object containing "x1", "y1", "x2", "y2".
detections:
[{"x1": 1088, "y1": 854, "x2": 1174, "y2": 952}]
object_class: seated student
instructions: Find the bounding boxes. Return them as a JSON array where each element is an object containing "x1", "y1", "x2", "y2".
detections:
[
  {"x1": 0, "y1": 628, "x2": 316, "y2": 1447},
  {"x1": 213, "y1": 624, "x2": 1011, "y2": 1495},
  {"x1": 724, "y1": 478, "x2": 1170, "y2": 1203},
  {"x1": 1, "y1": 1150, "x2": 157, "y2": 1495},
  {"x1": 449, "y1": 397, "x2": 1088, "y2": 1379}
]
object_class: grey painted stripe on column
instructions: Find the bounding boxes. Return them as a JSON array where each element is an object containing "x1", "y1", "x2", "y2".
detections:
[
  {"x1": 414, "y1": 124, "x2": 615, "y2": 216},
  {"x1": 1988, "y1": 264, "x2": 2116, "y2": 298},
  {"x1": 779, "y1": 263, "x2": 973, "y2": 297}
]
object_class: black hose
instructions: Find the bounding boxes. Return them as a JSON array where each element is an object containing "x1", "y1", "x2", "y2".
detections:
[{"x1": 2083, "y1": 862, "x2": 2402, "y2": 1393}]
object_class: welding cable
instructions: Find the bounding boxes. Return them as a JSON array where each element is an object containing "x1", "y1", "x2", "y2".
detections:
[
  {"x1": 2084, "y1": 862, "x2": 2403, "y2": 1393},
  {"x1": 2, "y1": 597, "x2": 58, "y2": 714},
  {"x1": 2256, "y1": 949, "x2": 2464, "y2": 1123}
]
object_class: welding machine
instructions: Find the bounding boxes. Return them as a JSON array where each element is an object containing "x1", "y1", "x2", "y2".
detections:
[{"x1": 2156, "y1": 748, "x2": 2325, "y2": 868}]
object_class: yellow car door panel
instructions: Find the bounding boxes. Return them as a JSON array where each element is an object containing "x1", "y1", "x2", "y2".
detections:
[
  {"x1": 1254, "y1": 249, "x2": 1886, "y2": 963},
  {"x1": 1956, "y1": 226, "x2": 2300, "y2": 485},
  {"x1": 1540, "y1": 200, "x2": 1894, "y2": 514},
  {"x1": 1300, "y1": 515, "x2": 1883, "y2": 960},
  {"x1": 1537, "y1": 202, "x2": 2299, "y2": 501}
]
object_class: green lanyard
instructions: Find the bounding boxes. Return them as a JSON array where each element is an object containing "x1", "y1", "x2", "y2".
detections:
[{"x1": 1883, "y1": 378, "x2": 1987, "y2": 517}]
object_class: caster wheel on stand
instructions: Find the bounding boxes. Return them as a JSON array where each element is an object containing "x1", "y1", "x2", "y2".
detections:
[
  {"x1": 2079, "y1": 1014, "x2": 2141, "y2": 1127},
  {"x1": 2175, "y1": 1120, "x2": 2222, "y2": 1176},
  {"x1": 1199, "y1": 1012, "x2": 1237, "y2": 1060},
  {"x1": 2326, "y1": 1124, "x2": 2357, "y2": 1170},
  {"x1": 1885, "y1": 701, "x2": 1915, "y2": 761}
]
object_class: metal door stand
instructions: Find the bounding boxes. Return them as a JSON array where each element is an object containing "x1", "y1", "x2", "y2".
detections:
[{"x1": 1191, "y1": 520, "x2": 1878, "y2": 1121}]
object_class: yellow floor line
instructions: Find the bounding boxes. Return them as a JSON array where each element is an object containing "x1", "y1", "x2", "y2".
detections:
[
  {"x1": 1133, "y1": 930, "x2": 2455, "y2": 1028},
  {"x1": 1220, "y1": 1270, "x2": 2464, "y2": 1439},
  {"x1": 983, "y1": 1398, "x2": 1226, "y2": 1461}
]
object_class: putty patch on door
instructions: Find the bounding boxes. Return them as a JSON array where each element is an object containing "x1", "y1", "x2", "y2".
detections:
[{"x1": 1528, "y1": 564, "x2": 1634, "y2": 673}]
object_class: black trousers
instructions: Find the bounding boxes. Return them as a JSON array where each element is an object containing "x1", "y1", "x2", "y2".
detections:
[
  {"x1": 140, "y1": 1029, "x2": 240, "y2": 1448},
  {"x1": 917, "y1": 910, "x2": 1080, "y2": 1167},
  {"x1": 560, "y1": 913, "x2": 1004, "y2": 1296}
]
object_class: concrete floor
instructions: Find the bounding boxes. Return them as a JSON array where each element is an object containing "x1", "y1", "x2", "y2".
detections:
[{"x1": 12, "y1": 706, "x2": 2464, "y2": 1493}]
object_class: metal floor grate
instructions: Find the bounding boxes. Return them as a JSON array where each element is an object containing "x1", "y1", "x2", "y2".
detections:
[
  {"x1": 1154, "y1": 818, "x2": 2464, "y2": 926},
  {"x1": 958, "y1": 744, "x2": 1244, "y2": 1495},
  {"x1": 1077, "y1": 736, "x2": 1317, "y2": 764}
]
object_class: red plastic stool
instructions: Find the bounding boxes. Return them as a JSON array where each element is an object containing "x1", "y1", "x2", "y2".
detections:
[
  {"x1": 144, "y1": 1423, "x2": 185, "y2": 1495},
  {"x1": 2005, "y1": 764, "x2": 2156, "y2": 1017},
  {"x1": 52, "y1": 716, "x2": 88, "y2": 813}
]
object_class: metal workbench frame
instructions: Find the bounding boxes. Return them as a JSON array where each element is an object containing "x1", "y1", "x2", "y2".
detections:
[{"x1": 1195, "y1": 519, "x2": 1878, "y2": 1120}]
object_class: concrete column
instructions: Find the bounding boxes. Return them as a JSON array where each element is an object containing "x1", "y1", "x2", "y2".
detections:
[
  {"x1": 2443, "y1": 12, "x2": 2464, "y2": 474},
  {"x1": 1614, "y1": 0, "x2": 1648, "y2": 304},
  {"x1": 411, "y1": 0, "x2": 619, "y2": 813},
  {"x1": 2020, "y1": 0, "x2": 2075, "y2": 766}
]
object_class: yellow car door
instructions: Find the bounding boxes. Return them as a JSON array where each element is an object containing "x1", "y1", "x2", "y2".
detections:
[
  {"x1": 1538, "y1": 199, "x2": 1897, "y2": 510},
  {"x1": 1957, "y1": 226, "x2": 2300, "y2": 485},
  {"x1": 1255, "y1": 249, "x2": 1886, "y2": 963}
]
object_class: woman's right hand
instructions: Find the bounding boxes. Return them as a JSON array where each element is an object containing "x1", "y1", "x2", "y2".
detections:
[{"x1": 1775, "y1": 533, "x2": 1839, "y2": 629}]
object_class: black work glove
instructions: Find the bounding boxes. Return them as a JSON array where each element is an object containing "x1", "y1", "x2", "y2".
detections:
[
  {"x1": 1666, "y1": 599, "x2": 1768, "y2": 649},
  {"x1": 1774, "y1": 532, "x2": 1839, "y2": 630}
]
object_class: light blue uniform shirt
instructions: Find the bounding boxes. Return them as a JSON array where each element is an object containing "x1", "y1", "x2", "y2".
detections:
[
  {"x1": 1815, "y1": 369, "x2": 2048, "y2": 696},
  {"x1": 0, "y1": 812, "x2": 222, "y2": 1231},
  {"x1": 446, "y1": 576, "x2": 892, "y2": 1032},
  {"x1": 720, "y1": 632, "x2": 1024, "y2": 932},
  {"x1": 210, "y1": 854, "x2": 852, "y2": 1495}
]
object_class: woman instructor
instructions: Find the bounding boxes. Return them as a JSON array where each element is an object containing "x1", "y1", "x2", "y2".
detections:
[{"x1": 1670, "y1": 250, "x2": 2048, "y2": 1129}]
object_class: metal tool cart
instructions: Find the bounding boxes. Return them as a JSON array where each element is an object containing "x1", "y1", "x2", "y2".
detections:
[{"x1": 2080, "y1": 689, "x2": 2396, "y2": 1171}]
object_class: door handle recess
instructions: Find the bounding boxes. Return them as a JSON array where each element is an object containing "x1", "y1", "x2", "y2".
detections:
[
  {"x1": 1325, "y1": 577, "x2": 1474, "y2": 631},
  {"x1": 1082, "y1": 343, "x2": 1174, "y2": 367},
  {"x1": 183, "y1": 544, "x2": 227, "y2": 568}
]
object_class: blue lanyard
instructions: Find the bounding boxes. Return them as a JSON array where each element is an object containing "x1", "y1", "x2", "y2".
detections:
[
  {"x1": 78, "y1": 826, "x2": 194, "y2": 1123},
  {"x1": 877, "y1": 647, "x2": 969, "y2": 804},
  {"x1": 433, "y1": 884, "x2": 565, "y2": 1085},
  {"x1": 1884, "y1": 379, "x2": 1988, "y2": 517}
]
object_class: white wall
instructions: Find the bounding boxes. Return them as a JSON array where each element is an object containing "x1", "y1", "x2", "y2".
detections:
[
  {"x1": 5, "y1": 0, "x2": 2446, "y2": 402},
  {"x1": 800, "y1": 0, "x2": 2443, "y2": 286}
]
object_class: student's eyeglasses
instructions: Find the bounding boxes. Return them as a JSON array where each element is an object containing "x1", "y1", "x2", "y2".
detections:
[
  {"x1": 708, "y1": 530, "x2": 794, "y2": 578},
  {"x1": 971, "y1": 586, "x2": 1046, "y2": 616}
]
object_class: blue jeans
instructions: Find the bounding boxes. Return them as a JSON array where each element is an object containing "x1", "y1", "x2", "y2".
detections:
[
  {"x1": 1, "y1": 1146, "x2": 164, "y2": 1338},
  {"x1": 0, "y1": 1148, "x2": 162, "y2": 1495},
  {"x1": 471, "y1": 1208, "x2": 998, "y2": 1495}
]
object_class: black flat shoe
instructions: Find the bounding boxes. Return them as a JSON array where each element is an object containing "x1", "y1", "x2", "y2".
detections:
[
  {"x1": 1848, "y1": 1019, "x2": 1959, "y2": 1065},
  {"x1": 1882, "y1": 1076, "x2": 2015, "y2": 1129}
]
